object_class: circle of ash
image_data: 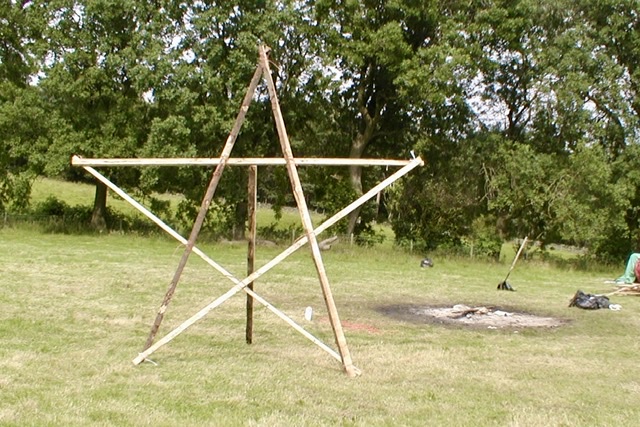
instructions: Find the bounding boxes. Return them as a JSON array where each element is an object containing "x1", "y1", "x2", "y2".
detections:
[{"x1": 378, "y1": 304, "x2": 566, "y2": 329}]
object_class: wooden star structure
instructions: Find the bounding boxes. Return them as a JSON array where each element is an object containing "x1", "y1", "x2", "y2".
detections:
[{"x1": 72, "y1": 45, "x2": 423, "y2": 377}]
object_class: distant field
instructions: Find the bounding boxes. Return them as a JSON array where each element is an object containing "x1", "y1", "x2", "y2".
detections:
[
  {"x1": 30, "y1": 177, "x2": 184, "y2": 217},
  {"x1": 0, "y1": 226, "x2": 635, "y2": 426},
  {"x1": 30, "y1": 177, "x2": 322, "y2": 226},
  {"x1": 30, "y1": 178, "x2": 601, "y2": 265},
  {"x1": 29, "y1": 176, "x2": 393, "y2": 244}
]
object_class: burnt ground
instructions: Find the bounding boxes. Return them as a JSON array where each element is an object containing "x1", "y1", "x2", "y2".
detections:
[{"x1": 376, "y1": 303, "x2": 567, "y2": 330}]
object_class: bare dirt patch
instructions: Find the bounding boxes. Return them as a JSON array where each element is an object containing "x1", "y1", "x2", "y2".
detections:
[
  {"x1": 377, "y1": 303, "x2": 566, "y2": 330},
  {"x1": 317, "y1": 317, "x2": 381, "y2": 333}
]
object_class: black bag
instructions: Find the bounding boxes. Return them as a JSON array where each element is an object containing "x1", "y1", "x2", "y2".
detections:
[
  {"x1": 420, "y1": 258, "x2": 434, "y2": 268},
  {"x1": 568, "y1": 290, "x2": 610, "y2": 309}
]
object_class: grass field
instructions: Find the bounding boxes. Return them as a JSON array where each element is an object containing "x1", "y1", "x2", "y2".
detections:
[
  {"x1": 1, "y1": 224, "x2": 638, "y2": 426},
  {"x1": 29, "y1": 177, "x2": 186, "y2": 218},
  {"x1": 28, "y1": 177, "x2": 329, "y2": 235}
]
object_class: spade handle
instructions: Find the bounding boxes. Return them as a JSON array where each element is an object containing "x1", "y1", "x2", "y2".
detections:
[{"x1": 506, "y1": 236, "x2": 528, "y2": 278}]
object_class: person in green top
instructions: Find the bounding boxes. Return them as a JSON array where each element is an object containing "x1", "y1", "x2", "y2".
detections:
[{"x1": 615, "y1": 253, "x2": 640, "y2": 284}]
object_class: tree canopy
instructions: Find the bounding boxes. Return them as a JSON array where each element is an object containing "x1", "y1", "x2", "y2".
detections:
[{"x1": 2, "y1": 0, "x2": 640, "y2": 259}]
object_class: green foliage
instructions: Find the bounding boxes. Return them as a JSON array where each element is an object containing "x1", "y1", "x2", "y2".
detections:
[
  {"x1": 33, "y1": 196, "x2": 71, "y2": 217},
  {"x1": 256, "y1": 221, "x2": 304, "y2": 244},
  {"x1": 554, "y1": 145, "x2": 628, "y2": 248},
  {"x1": 28, "y1": 192, "x2": 186, "y2": 236},
  {"x1": 0, "y1": 83, "x2": 49, "y2": 211},
  {"x1": 388, "y1": 132, "x2": 488, "y2": 251},
  {"x1": 29, "y1": 195, "x2": 164, "y2": 235},
  {"x1": 465, "y1": 216, "x2": 503, "y2": 259},
  {"x1": 352, "y1": 224, "x2": 386, "y2": 247},
  {"x1": 0, "y1": 171, "x2": 33, "y2": 213},
  {"x1": 30, "y1": 196, "x2": 94, "y2": 233},
  {"x1": 173, "y1": 197, "x2": 238, "y2": 240},
  {"x1": 484, "y1": 140, "x2": 563, "y2": 241},
  {"x1": 4, "y1": 0, "x2": 640, "y2": 260}
]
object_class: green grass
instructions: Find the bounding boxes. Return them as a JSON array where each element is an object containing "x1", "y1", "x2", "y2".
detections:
[
  {"x1": 30, "y1": 177, "x2": 186, "y2": 217},
  {"x1": 30, "y1": 177, "x2": 97, "y2": 207},
  {"x1": 1, "y1": 225, "x2": 638, "y2": 426},
  {"x1": 29, "y1": 177, "x2": 322, "y2": 237}
]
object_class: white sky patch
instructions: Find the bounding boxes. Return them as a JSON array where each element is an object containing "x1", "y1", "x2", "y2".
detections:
[
  {"x1": 181, "y1": 49, "x2": 195, "y2": 63},
  {"x1": 467, "y1": 72, "x2": 508, "y2": 130},
  {"x1": 142, "y1": 89, "x2": 155, "y2": 103}
]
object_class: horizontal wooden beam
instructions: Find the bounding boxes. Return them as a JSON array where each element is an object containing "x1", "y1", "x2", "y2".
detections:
[{"x1": 71, "y1": 155, "x2": 413, "y2": 167}]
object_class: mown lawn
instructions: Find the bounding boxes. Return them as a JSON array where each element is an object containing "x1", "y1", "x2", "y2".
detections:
[{"x1": 0, "y1": 225, "x2": 638, "y2": 426}]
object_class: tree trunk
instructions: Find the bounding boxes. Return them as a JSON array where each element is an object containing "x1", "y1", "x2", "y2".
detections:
[
  {"x1": 232, "y1": 200, "x2": 248, "y2": 240},
  {"x1": 91, "y1": 181, "x2": 108, "y2": 231},
  {"x1": 345, "y1": 64, "x2": 382, "y2": 236},
  {"x1": 346, "y1": 135, "x2": 367, "y2": 236}
]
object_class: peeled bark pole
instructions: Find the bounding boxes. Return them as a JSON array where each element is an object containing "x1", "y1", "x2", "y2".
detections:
[
  {"x1": 142, "y1": 64, "x2": 264, "y2": 351},
  {"x1": 71, "y1": 157, "x2": 412, "y2": 167},
  {"x1": 259, "y1": 45, "x2": 357, "y2": 377}
]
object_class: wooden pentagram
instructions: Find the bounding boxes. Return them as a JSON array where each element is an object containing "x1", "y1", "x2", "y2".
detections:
[{"x1": 72, "y1": 45, "x2": 423, "y2": 377}]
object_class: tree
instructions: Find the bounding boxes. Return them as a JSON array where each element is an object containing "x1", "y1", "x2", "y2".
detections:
[
  {"x1": 0, "y1": 1, "x2": 47, "y2": 211},
  {"x1": 139, "y1": 1, "x2": 323, "y2": 239},
  {"x1": 609, "y1": 144, "x2": 640, "y2": 259},
  {"x1": 576, "y1": 0, "x2": 640, "y2": 145},
  {"x1": 555, "y1": 144, "x2": 628, "y2": 254},
  {"x1": 311, "y1": 0, "x2": 475, "y2": 238},
  {"x1": 38, "y1": 0, "x2": 181, "y2": 230},
  {"x1": 388, "y1": 0, "x2": 634, "y2": 254}
]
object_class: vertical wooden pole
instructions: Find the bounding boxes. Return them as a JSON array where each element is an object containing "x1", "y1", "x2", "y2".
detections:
[
  {"x1": 246, "y1": 165, "x2": 258, "y2": 344},
  {"x1": 142, "y1": 64, "x2": 264, "y2": 351},
  {"x1": 259, "y1": 45, "x2": 358, "y2": 377}
]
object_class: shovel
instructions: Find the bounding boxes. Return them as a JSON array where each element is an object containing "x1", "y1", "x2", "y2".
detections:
[{"x1": 497, "y1": 236, "x2": 528, "y2": 291}]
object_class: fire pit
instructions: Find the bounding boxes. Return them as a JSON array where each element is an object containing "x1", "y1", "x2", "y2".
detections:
[{"x1": 378, "y1": 304, "x2": 566, "y2": 329}]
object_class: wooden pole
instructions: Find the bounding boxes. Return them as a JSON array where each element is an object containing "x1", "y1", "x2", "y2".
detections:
[
  {"x1": 71, "y1": 156, "x2": 412, "y2": 167},
  {"x1": 259, "y1": 45, "x2": 357, "y2": 377},
  {"x1": 142, "y1": 63, "x2": 264, "y2": 351},
  {"x1": 82, "y1": 152, "x2": 420, "y2": 369},
  {"x1": 246, "y1": 165, "x2": 257, "y2": 344},
  {"x1": 80, "y1": 165, "x2": 354, "y2": 367},
  {"x1": 132, "y1": 157, "x2": 422, "y2": 366}
]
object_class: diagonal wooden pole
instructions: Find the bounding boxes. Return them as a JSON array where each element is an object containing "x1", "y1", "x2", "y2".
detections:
[
  {"x1": 142, "y1": 63, "x2": 264, "y2": 351},
  {"x1": 79, "y1": 163, "x2": 354, "y2": 367},
  {"x1": 131, "y1": 158, "x2": 422, "y2": 367},
  {"x1": 79, "y1": 154, "x2": 420, "y2": 372},
  {"x1": 258, "y1": 45, "x2": 358, "y2": 376}
]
